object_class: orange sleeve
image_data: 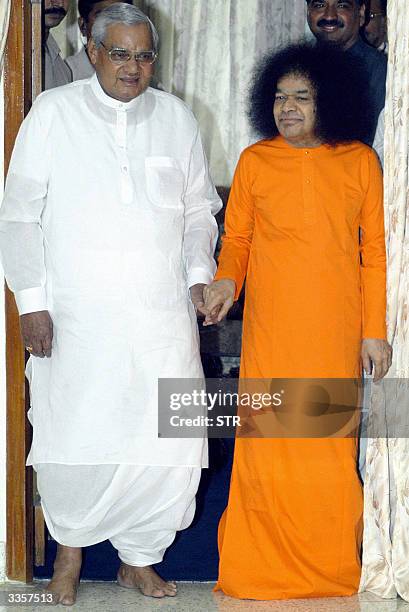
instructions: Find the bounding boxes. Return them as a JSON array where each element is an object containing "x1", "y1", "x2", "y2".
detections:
[
  {"x1": 360, "y1": 148, "x2": 387, "y2": 339},
  {"x1": 214, "y1": 151, "x2": 255, "y2": 300}
]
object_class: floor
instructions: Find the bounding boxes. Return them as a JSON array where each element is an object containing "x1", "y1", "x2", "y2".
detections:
[{"x1": 0, "y1": 581, "x2": 409, "y2": 611}]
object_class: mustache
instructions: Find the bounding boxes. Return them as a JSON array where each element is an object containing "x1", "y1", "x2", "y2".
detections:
[
  {"x1": 44, "y1": 7, "x2": 67, "y2": 17},
  {"x1": 317, "y1": 18, "x2": 344, "y2": 28}
]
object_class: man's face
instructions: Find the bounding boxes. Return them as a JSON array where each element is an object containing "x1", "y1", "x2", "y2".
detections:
[
  {"x1": 307, "y1": 0, "x2": 366, "y2": 50},
  {"x1": 364, "y1": 0, "x2": 387, "y2": 48},
  {"x1": 273, "y1": 74, "x2": 318, "y2": 148},
  {"x1": 44, "y1": 0, "x2": 70, "y2": 30},
  {"x1": 80, "y1": 0, "x2": 126, "y2": 40},
  {"x1": 88, "y1": 23, "x2": 154, "y2": 102}
]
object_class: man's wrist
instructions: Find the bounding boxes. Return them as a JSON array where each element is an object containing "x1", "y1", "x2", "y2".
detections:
[
  {"x1": 14, "y1": 287, "x2": 47, "y2": 315},
  {"x1": 187, "y1": 268, "x2": 214, "y2": 289}
]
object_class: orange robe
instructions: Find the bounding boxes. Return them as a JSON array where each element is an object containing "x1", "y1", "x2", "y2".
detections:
[{"x1": 214, "y1": 136, "x2": 386, "y2": 600}]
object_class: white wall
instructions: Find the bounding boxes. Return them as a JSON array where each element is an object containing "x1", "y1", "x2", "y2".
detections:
[{"x1": 0, "y1": 71, "x2": 6, "y2": 581}]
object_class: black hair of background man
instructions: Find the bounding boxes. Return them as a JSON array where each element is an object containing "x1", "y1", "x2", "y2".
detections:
[
  {"x1": 78, "y1": 0, "x2": 133, "y2": 21},
  {"x1": 363, "y1": 0, "x2": 388, "y2": 50}
]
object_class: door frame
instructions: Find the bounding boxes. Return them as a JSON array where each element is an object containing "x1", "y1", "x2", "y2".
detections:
[{"x1": 4, "y1": 0, "x2": 41, "y2": 582}]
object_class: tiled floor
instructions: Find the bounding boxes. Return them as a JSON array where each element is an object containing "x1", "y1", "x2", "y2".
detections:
[{"x1": 0, "y1": 582, "x2": 409, "y2": 611}]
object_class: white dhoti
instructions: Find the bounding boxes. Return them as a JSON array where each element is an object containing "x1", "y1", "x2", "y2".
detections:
[{"x1": 35, "y1": 463, "x2": 201, "y2": 566}]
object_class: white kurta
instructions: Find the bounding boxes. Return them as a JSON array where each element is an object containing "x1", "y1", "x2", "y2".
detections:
[{"x1": 0, "y1": 74, "x2": 221, "y2": 467}]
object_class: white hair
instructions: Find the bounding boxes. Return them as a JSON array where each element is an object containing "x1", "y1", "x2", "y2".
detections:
[{"x1": 91, "y1": 3, "x2": 159, "y2": 52}]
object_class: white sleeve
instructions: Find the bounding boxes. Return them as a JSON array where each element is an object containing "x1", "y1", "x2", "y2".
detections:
[
  {"x1": 0, "y1": 102, "x2": 50, "y2": 314},
  {"x1": 183, "y1": 126, "x2": 222, "y2": 288},
  {"x1": 373, "y1": 109, "x2": 385, "y2": 169}
]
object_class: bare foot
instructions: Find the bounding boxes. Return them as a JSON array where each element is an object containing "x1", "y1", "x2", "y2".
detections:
[
  {"x1": 45, "y1": 544, "x2": 82, "y2": 606},
  {"x1": 117, "y1": 562, "x2": 177, "y2": 598}
]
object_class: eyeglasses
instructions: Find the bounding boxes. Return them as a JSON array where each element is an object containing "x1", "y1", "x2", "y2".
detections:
[
  {"x1": 369, "y1": 12, "x2": 385, "y2": 19},
  {"x1": 100, "y1": 43, "x2": 157, "y2": 65}
]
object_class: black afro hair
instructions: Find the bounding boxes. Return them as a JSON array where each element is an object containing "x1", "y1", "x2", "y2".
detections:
[{"x1": 248, "y1": 41, "x2": 373, "y2": 145}]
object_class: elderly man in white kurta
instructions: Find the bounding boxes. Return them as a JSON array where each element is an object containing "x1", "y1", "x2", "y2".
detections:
[{"x1": 0, "y1": 4, "x2": 221, "y2": 605}]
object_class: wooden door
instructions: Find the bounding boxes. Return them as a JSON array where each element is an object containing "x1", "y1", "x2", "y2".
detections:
[{"x1": 4, "y1": 0, "x2": 42, "y2": 582}]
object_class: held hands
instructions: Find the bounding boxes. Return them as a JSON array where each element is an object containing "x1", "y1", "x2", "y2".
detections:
[
  {"x1": 361, "y1": 338, "x2": 392, "y2": 382},
  {"x1": 189, "y1": 280, "x2": 236, "y2": 325},
  {"x1": 189, "y1": 283, "x2": 208, "y2": 316},
  {"x1": 201, "y1": 279, "x2": 236, "y2": 326},
  {"x1": 20, "y1": 310, "x2": 54, "y2": 358}
]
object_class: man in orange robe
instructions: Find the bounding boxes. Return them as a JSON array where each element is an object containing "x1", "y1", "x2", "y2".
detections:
[{"x1": 203, "y1": 43, "x2": 392, "y2": 600}]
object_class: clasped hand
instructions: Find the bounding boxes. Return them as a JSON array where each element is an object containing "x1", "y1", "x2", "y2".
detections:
[{"x1": 190, "y1": 279, "x2": 236, "y2": 325}]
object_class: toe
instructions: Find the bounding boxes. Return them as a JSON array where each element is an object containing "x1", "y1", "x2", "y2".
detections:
[
  {"x1": 164, "y1": 583, "x2": 177, "y2": 596},
  {"x1": 149, "y1": 587, "x2": 166, "y2": 598},
  {"x1": 60, "y1": 590, "x2": 77, "y2": 606}
]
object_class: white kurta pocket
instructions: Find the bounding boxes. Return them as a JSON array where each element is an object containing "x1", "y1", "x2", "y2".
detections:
[{"x1": 145, "y1": 157, "x2": 185, "y2": 209}]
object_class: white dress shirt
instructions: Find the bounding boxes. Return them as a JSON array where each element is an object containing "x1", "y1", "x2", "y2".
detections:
[
  {"x1": 0, "y1": 74, "x2": 221, "y2": 466},
  {"x1": 373, "y1": 108, "x2": 385, "y2": 168}
]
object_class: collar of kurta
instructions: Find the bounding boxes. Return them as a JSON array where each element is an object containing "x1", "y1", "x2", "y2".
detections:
[
  {"x1": 273, "y1": 135, "x2": 331, "y2": 155},
  {"x1": 90, "y1": 72, "x2": 145, "y2": 111}
]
